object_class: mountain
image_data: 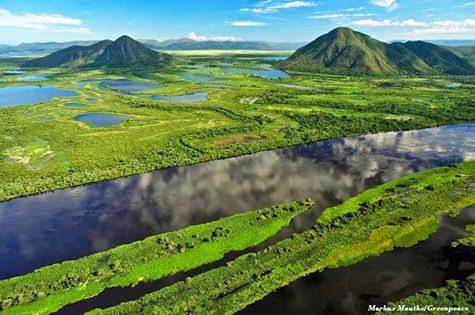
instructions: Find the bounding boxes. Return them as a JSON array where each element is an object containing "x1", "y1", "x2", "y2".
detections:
[
  {"x1": 22, "y1": 40, "x2": 112, "y2": 67},
  {"x1": 426, "y1": 40, "x2": 475, "y2": 47},
  {"x1": 446, "y1": 46, "x2": 475, "y2": 67},
  {"x1": 152, "y1": 40, "x2": 304, "y2": 51},
  {"x1": 22, "y1": 36, "x2": 175, "y2": 68},
  {"x1": 282, "y1": 27, "x2": 474, "y2": 75},
  {"x1": 0, "y1": 41, "x2": 100, "y2": 56},
  {"x1": 1, "y1": 39, "x2": 304, "y2": 56}
]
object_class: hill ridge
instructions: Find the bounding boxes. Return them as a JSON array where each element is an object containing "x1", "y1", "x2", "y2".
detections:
[
  {"x1": 23, "y1": 36, "x2": 175, "y2": 68},
  {"x1": 282, "y1": 27, "x2": 474, "y2": 75}
]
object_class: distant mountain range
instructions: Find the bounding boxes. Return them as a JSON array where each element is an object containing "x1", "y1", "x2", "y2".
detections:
[
  {"x1": 23, "y1": 36, "x2": 175, "y2": 68},
  {"x1": 0, "y1": 39, "x2": 304, "y2": 55},
  {"x1": 282, "y1": 27, "x2": 474, "y2": 75}
]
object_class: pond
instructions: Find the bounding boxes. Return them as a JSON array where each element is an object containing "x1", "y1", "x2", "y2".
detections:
[
  {"x1": 3, "y1": 70, "x2": 27, "y2": 75},
  {"x1": 150, "y1": 92, "x2": 208, "y2": 103},
  {"x1": 221, "y1": 67, "x2": 289, "y2": 79},
  {"x1": 16, "y1": 75, "x2": 48, "y2": 81},
  {"x1": 446, "y1": 82, "x2": 462, "y2": 88},
  {"x1": 0, "y1": 123, "x2": 473, "y2": 281},
  {"x1": 98, "y1": 79, "x2": 162, "y2": 93},
  {"x1": 259, "y1": 56, "x2": 288, "y2": 61},
  {"x1": 65, "y1": 103, "x2": 87, "y2": 108},
  {"x1": 86, "y1": 97, "x2": 96, "y2": 102},
  {"x1": 74, "y1": 113, "x2": 128, "y2": 127},
  {"x1": 0, "y1": 86, "x2": 79, "y2": 107}
]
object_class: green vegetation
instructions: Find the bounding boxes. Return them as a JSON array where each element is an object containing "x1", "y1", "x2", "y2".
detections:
[
  {"x1": 379, "y1": 219, "x2": 475, "y2": 315},
  {"x1": 381, "y1": 274, "x2": 475, "y2": 314},
  {"x1": 448, "y1": 46, "x2": 475, "y2": 67},
  {"x1": 89, "y1": 162, "x2": 475, "y2": 315},
  {"x1": 282, "y1": 27, "x2": 474, "y2": 75},
  {"x1": 0, "y1": 200, "x2": 314, "y2": 315},
  {"x1": 452, "y1": 224, "x2": 475, "y2": 247}
]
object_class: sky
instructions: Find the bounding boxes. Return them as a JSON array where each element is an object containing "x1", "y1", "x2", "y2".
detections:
[{"x1": 0, "y1": 0, "x2": 474, "y2": 45}]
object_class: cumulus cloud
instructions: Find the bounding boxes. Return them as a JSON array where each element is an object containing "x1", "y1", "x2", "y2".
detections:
[
  {"x1": 187, "y1": 32, "x2": 241, "y2": 41},
  {"x1": 0, "y1": 8, "x2": 89, "y2": 33},
  {"x1": 353, "y1": 18, "x2": 475, "y2": 37},
  {"x1": 353, "y1": 18, "x2": 427, "y2": 27},
  {"x1": 231, "y1": 21, "x2": 267, "y2": 27},
  {"x1": 371, "y1": 0, "x2": 398, "y2": 11},
  {"x1": 241, "y1": 1, "x2": 317, "y2": 14}
]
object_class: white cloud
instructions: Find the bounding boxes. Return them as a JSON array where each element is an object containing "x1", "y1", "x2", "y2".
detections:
[
  {"x1": 310, "y1": 12, "x2": 373, "y2": 20},
  {"x1": 187, "y1": 32, "x2": 240, "y2": 41},
  {"x1": 353, "y1": 19, "x2": 394, "y2": 26},
  {"x1": 461, "y1": 2, "x2": 475, "y2": 7},
  {"x1": 354, "y1": 18, "x2": 475, "y2": 30},
  {"x1": 353, "y1": 19, "x2": 427, "y2": 27},
  {"x1": 353, "y1": 18, "x2": 475, "y2": 38},
  {"x1": 0, "y1": 8, "x2": 89, "y2": 33},
  {"x1": 310, "y1": 14, "x2": 345, "y2": 19},
  {"x1": 241, "y1": 1, "x2": 317, "y2": 14},
  {"x1": 231, "y1": 21, "x2": 267, "y2": 27},
  {"x1": 371, "y1": 0, "x2": 398, "y2": 11}
]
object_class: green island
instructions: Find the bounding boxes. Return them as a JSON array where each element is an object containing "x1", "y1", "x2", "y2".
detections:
[
  {"x1": 0, "y1": 200, "x2": 314, "y2": 315},
  {"x1": 88, "y1": 161, "x2": 475, "y2": 315},
  {"x1": 375, "y1": 274, "x2": 475, "y2": 314}
]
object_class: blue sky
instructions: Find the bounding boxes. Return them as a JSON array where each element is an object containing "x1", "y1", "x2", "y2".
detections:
[{"x1": 0, "y1": 0, "x2": 474, "y2": 44}]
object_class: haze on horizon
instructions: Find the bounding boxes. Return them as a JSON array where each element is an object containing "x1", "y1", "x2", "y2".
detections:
[{"x1": 0, "y1": 0, "x2": 474, "y2": 45}]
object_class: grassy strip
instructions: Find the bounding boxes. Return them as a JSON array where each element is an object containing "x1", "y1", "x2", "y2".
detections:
[
  {"x1": 452, "y1": 224, "x2": 475, "y2": 248},
  {"x1": 0, "y1": 200, "x2": 314, "y2": 315},
  {"x1": 379, "y1": 274, "x2": 475, "y2": 314},
  {"x1": 90, "y1": 162, "x2": 475, "y2": 315}
]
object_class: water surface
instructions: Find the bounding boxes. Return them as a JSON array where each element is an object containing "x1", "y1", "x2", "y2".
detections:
[
  {"x1": 74, "y1": 113, "x2": 128, "y2": 127},
  {"x1": 16, "y1": 75, "x2": 48, "y2": 82},
  {"x1": 98, "y1": 79, "x2": 161, "y2": 93},
  {"x1": 221, "y1": 67, "x2": 289, "y2": 79},
  {"x1": 0, "y1": 124, "x2": 472, "y2": 279},
  {"x1": 242, "y1": 207, "x2": 475, "y2": 315},
  {"x1": 3, "y1": 70, "x2": 27, "y2": 75},
  {"x1": 0, "y1": 86, "x2": 79, "y2": 107}
]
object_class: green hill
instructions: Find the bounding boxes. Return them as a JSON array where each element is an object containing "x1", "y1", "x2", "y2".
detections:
[
  {"x1": 282, "y1": 27, "x2": 474, "y2": 75},
  {"x1": 447, "y1": 46, "x2": 475, "y2": 67},
  {"x1": 23, "y1": 35, "x2": 175, "y2": 68}
]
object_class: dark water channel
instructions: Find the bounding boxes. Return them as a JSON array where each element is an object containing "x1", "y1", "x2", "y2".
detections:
[
  {"x1": 0, "y1": 124, "x2": 473, "y2": 281},
  {"x1": 242, "y1": 206, "x2": 475, "y2": 315}
]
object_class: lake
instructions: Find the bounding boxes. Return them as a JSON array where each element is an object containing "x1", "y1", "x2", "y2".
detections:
[
  {"x1": 16, "y1": 75, "x2": 48, "y2": 82},
  {"x1": 0, "y1": 86, "x2": 79, "y2": 107},
  {"x1": 74, "y1": 113, "x2": 128, "y2": 127},
  {"x1": 150, "y1": 92, "x2": 208, "y2": 103},
  {"x1": 221, "y1": 67, "x2": 289, "y2": 79},
  {"x1": 0, "y1": 123, "x2": 473, "y2": 280},
  {"x1": 98, "y1": 79, "x2": 162, "y2": 93},
  {"x1": 3, "y1": 70, "x2": 27, "y2": 75}
]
